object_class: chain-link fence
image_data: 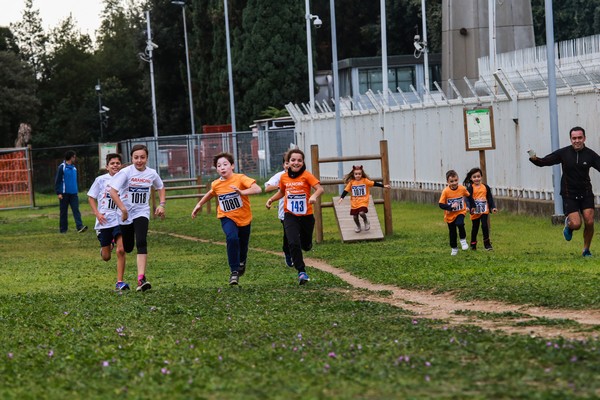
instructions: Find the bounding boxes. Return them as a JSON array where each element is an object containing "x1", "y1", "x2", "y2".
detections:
[{"x1": 27, "y1": 128, "x2": 296, "y2": 198}]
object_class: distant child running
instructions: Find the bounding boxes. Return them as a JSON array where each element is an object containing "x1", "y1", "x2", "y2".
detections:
[
  {"x1": 109, "y1": 144, "x2": 166, "y2": 292},
  {"x1": 265, "y1": 155, "x2": 293, "y2": 267},
  {"x1": 191, "y1": 152, "x2": 262, "y2": 285},
  {"x1": 87, "y1": 153, "x2": 128, "y2": 290},
  {"x1": 266, "y1": 149, "x2": 324, "y2": 285},
  {"x1": 338, "y1": 165, "x2": 391, "y2": 232},
  {"x1": 438, "y1": 170, "x2": 472, "y2": 255},
  {"x1": 463, "y1": 167, "x2": 497, "y2": 250}
]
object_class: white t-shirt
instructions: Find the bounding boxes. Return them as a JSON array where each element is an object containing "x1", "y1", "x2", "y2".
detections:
[
  {"x1": 109, "y1": 165, "x2": 164, "y2": 224},
  {"x1": 265, "y1": 170, "x2": 285, "y2": 221},
  {"x1": 87, "y1": 173, "x2": 121, "y2": 230}
]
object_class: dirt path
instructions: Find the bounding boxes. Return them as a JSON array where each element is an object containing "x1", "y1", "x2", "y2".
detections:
[{"x1": 162, "y1": 232, "x2": 600, "y2": 340}]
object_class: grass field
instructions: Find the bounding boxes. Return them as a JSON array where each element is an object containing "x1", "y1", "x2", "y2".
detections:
[{"x1": 1, "y1": 193, "x2": 600, "y2": 399}]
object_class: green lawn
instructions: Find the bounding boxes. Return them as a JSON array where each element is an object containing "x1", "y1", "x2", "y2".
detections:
[{"x1": 1, "y1": 193, "x2": 599, "y2": 399}]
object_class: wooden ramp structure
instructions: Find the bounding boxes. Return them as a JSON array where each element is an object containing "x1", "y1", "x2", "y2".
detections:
[{"x1": 333, "y1": 196, "x2": 384, "y2": 242}]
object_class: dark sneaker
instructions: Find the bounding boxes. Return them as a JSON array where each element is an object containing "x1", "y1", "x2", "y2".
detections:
[
  {"x1": 229, "y1": 272, "x2": 239, "y2": 285},
  {"x1": 298, "y1": 272, "x2": 310, "y2": 285},
  {"x1": 582, "y1": 248, "x2": 592, "y2": 257},
  {"x1": 238, "y1": 262, "x2": 246, "y2": 277},
  {"x1": 484, "y1": 244, "x2": 493, "y2": 251},
  {"x1": 285, "y1": 254, "x2": 294, "y2": 268},
  {"x1": 115, "y1": 281, "x2": 130, "y2": 291},
  {"x1": 78, "y1": 226, "x2": 88, "y2": 233},
  {"x1": 136, "y1": 277, "x2": 151, "y2": 292},
  {"x1": 563, "y1": 217, "x2": 572, "y2": 241},
  {"x1": 470, "y1": 241, "x2": 477, "y2": 250}
]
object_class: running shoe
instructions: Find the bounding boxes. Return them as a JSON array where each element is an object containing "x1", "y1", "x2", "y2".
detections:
[
  {"x1": 136, "y1": 276, "x2": 152, "y2": 292},
  {"x1": 354, "y1": 225, "x2": 361, "y2": 233},
  {"x1": 78, "y1": 225, "x2": 88, "y2": 233},
  {"x1": 563, "y1": 217, "x2": 573, "y2": 241},
  {"x1": 450, "y1": 248, "x2": 459, "y2": 256},
  {"x1": 298, "y1": 272, "x2": 310, "y2": 285},
  {"x1": 229, "y1": 272, "x2": 239, "y2": 285},
  {"x1": 115, "y1": 281, "x2": 130, "y2": 291},
  {"x1": 460, "y1": 239, "x2": 469, "y2": 250},
  {"x1": 582, "y1": 248, "x2": 592, "y2": 257},
  {"x1": 364, "y1": 220, "x2": 371, "y2": 231},
  {"x1": 285, "y1": 254, "x2": 294, "y2": 268},
  {"x1": 470, "y1": 241, "x2": 477, "y2": 250},
  {"x1": 238, "y1": 262, "x2": 246, "y2": 277}
]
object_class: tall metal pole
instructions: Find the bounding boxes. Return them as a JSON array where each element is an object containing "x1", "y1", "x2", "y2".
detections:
[
  {"x1": 146, "y1": 11, "x2": 159, "y2": 139},
  {"x1": 224, "y1": 0, "x2": 237, "y2": 133},
  {"x1": 544, "y1": 0, "x2": 562, "y2": 215},
  {"x1": 305, "y1": 0, "x2": 315, "y2": 114},
  {"x1": 180, "y1": 4, "x2": 196, "y2": 134},
  {"x1": 421, "y1": 0, "x2": 430, "y2": 91},
  {"x1": 96, "y1": 80, "x2": 104, "y2": 142},
  {"x1": 380, "y1": 0, "x2": 388, "y2": 105},
  {"x1": 330, "y1": 0, "x2": 343, "y2": 181},
  {"x1": 488, "y1": 0, "x2": 497, "y2": 73}
]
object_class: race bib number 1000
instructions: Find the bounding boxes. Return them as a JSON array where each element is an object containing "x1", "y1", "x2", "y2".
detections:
[
  {"x1": 287, "y1": 193, "x2": 307, "y2": 215},
  {"x1": 218, "y1": 192, "x2": 243, "y2": 212}
]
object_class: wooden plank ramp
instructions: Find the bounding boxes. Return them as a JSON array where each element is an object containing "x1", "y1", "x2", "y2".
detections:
[{"x1": 332, "y1": 196, "x2": 384, "y2": 242}]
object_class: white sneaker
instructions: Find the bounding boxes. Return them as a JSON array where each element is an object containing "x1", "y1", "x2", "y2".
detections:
[
  {"x1": 364, "y1": 221, "x2": 371, "y2": 231},
  {"x1": 460, "y1": 239, "x2": 469, "y2": 250},
  {"x1": 451, "y1": 248, "x2": 459, "y2": 256},
  {"x1": 354, "y1": 225, "x2": 361, "y2": 233}
]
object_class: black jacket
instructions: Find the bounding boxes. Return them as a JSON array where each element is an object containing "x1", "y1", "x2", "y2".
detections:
[{"x1": 530, "y1": 145, "x2": 600, "y2": 197}]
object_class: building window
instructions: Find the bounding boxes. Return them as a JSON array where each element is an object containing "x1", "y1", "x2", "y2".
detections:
[{"x1": 359, "y1": 67, "x2": 415, "y2": 94}]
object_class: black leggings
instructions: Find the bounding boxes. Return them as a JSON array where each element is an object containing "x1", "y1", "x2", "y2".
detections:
[
  {"x1": 470, "y1": 214, "x2": 489, "y2": 243},
  {"x1": 121, "y1": 217, "x2": 149, "y2": 254},
  {"x1": 447, "y1": 214, "x2": 466, "y2": 248},
  {"x1": 283, "y1": 213, "x2": 315, "y2": 273}
]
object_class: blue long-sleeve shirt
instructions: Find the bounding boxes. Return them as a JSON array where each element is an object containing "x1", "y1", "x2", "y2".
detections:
[{"x1": 54, "y1": 162, "x2": 79, "y2": 194}]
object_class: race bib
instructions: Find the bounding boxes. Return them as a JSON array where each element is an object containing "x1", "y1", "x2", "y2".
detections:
[
  {"x1": 129, "y1": 187, "x2": 149, "y2": 204},
  {"x1": 106, "y1": 194, "x2": 118, "y2": 209},
  {"x1": 447, "y1": 198, "x2": 463, "y2": 211},
  {"x1": 474, "y1": 199, "x2": 488, "y2": 214},
  {"x1": 287, "y1": 193, "x2": 307, "y2": 215},
  {"x1": 351, "y1": 184, "x2": 367, "y2": 197},
  {"x1": 218, "y1": 192, "x2": 243, "y2": 212}
]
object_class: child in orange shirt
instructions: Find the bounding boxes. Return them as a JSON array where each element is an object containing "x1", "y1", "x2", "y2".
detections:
[
  {"x1": 191, "y1": 152, "x2": 262, "y2": 285},
  {"x1": 338, "y1": 165, "x2": 391, "y2": 232},
  {"x1": 438, "y1": 170, "x2": 473, "y2": 256},
  {"x1": 266, "y1": 149, "x2": 324, "y2": 285},
  {"x1": 464, "y1": 167, "x2": 497, "y2": 250}
]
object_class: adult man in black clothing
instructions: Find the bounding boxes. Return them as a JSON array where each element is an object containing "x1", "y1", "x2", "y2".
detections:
[{"x1": 529, "y1": 126, "x2": 600, "y2": 257}]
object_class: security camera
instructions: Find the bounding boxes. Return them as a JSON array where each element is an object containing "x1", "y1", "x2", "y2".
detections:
[
  {"x1": 101, "y1": 106, "x2": 110, "y2": 112},
  {"x1": 413, "y1": 41, "x2": 423, "y2": 52},
  {"x1": 95, "y1": 84, "x2": 101, "y2": 93},
  {"x1": 313, "y1": 16, "x2": 322, "y2": 28},
  {"x1": 414, "y1": 34, "x2": 420, "y2": 42}
]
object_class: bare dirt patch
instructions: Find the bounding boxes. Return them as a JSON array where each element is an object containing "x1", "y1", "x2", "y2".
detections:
[{"x1": 163, "y1": 232, "x2": 600, "y2": 340}]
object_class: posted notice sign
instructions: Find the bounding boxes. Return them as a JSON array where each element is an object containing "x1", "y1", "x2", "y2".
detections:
[{"x1": 463, "y1": 106, "x2": 495, "y2": 151}]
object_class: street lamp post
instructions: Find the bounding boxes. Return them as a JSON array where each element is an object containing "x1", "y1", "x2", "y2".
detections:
[
  {"x1": 95, "y1": 81, "x2": 104, "y2": 142},
  {"x1": 172, "y1": 1, "x2": 196, "y2": 135},
  {"x1": 224, "y1": 0, "x2": 236, "y2": 133},
  {"x1": 139, "y1": 10, "x2": 159, "y2": 139},
  {"x1": 304, "y1": 0, "x2": 321, "y2": 114}
]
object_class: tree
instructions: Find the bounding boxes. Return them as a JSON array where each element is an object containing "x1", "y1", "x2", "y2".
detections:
[
  {"x1": 532, "y1": 0, "x2": 600, "y2": 45},
  {"x1": 0, "y1": 51, "x2": 39, "y2": 147},
  {"x1": 235, "y1": 0, "x2": 308, "y2": 128},
  {"x1": 10, "y1": 0, "x2": 48, "y2": 80}
]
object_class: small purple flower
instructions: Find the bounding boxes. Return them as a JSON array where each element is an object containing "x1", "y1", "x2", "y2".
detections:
[
  {"x1": 570, "y1": 356, "x2": 578, "y2": 362},
  {"x1": 48, "y1": 350, "x2": 54, "y2": 357},
  {"x1": 328, "y1": 352, "x2": 336, "y2": 358},
  {"x1": 102, "y1": 361, "x2": 110, "y2": 367},
  {"x1": 357, "y1": 344, "x2": 362, "y2": 350},
  {"x1": 546, "y1": 342, "x2": 553, "y2": 347},
  {"x1": 412, "y1": 319, "x2": 418, "y2": 325},
  {"x1": 218, "y1": 355, "x2": 223, "y2": 361},
  {"x1": 164, "y1": 360, "x2": 170, "y2": 365},
  {"x1": 324, "y1": 363, "x2": 330, "y2": 370},
  {"x1": 425, "y1": 361, "x2": 431, "y2": 367},
  {"x1": 8, "y1": 353, "x2": 13, "y2": 359},
  {"x1": 425, "y1": 375, "x2": 431, "y2": 382},
  {"x1": 161, "y1": 368, "x2": 171, "y2": 375},
  {"x1": 189, "y1": 345, "x2": 194, "y2": 349},
  {"x1": 63, "y1": 311, "x2": 69, "y2": 315},
  {"x1": 293, "y1": 347, "x2": 298, "y2": 352}
]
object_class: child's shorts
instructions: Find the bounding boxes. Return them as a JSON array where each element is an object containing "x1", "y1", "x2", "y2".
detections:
[
  {"x1": 97, "y1": 225, "x2": 121, "y2": 247},
  {"x1": 350, "y1": 206, "x2": 368, "y2": 215}
]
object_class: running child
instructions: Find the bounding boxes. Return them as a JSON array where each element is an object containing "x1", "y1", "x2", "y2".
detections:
[
  {"x1": 109, "y1": 144, "x2": 166, "y2": 292},
  {"x1": 87, "y1": 153, "x2": 128, "y2": 290},
  {"x1": 265, "y1": 155, "x2": 293, "y2": 267},
  {"x1": 191, "y1": 152, "x2": 262, "y2": 285},
  {"x1": 463, "y1": 167, "x2": 497, "y2": 250},
  {"x1": 266, "y1": 149, "x2": 324, "y2": 285},
  {"x1": 438, "y1": 169, "x2": 473, "y2": 256},
  {"x1": 337, "y1": 165, "x2": 391, "y2": 233}
]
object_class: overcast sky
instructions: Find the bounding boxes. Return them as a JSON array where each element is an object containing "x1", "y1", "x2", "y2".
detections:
[{"x1": 0, "y1": 0, "x2": 103, "y2": 35}]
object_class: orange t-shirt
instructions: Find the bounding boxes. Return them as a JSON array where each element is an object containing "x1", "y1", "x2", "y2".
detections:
[
  {"x1": 211, "y1": 173, "x2": 256, "y2": 226},
  {"x1": 439, "y1": 185, "x2": 470, "y2": 223},
  {"x1": 344, "y1": 178, "x2": 375, "y2": 210},
  {"x1": 279, "y1": 170, "x2": 320, "y2": 216},
  {"x1": 470, "y1": 183, "x2": 489, "y2": 220}
]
